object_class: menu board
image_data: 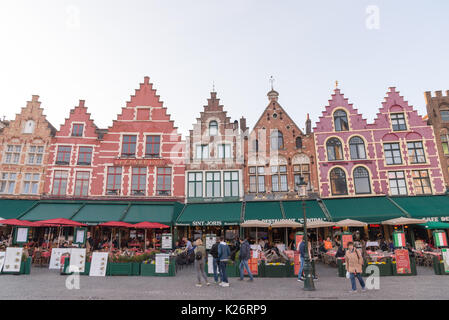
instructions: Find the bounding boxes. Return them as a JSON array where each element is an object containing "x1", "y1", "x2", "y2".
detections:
[
  {"x1": 206, "y1": 234, "x2": 216, "y2": 250},
  {"x1": 3, "y1": 247, "x2": 23, "y2": 273},
  {"x1": 89, "y1": 252, "x2": 108, "y2": 277},
  {"x1": 442, "y1": 248, "x2": 449, "y2": 274},
  {"x1": 0, "y1": 252, "x2": 5, "y2": 272},
  {"x1": 161, "y1": 233, "x2": 172, "y2": 250},
  {"x1": 207, "y1": 254, "x2": 214, "y2": 274},
  {"x1": 395, "y1": 249, "x2": 411, "y2": 274},
  {"x1": 15, "y1": 227, "x2": 28, "y2": 244},
  {"x1": 49, "y1": 248, "x2": 71, "y2": 270},
  {"x1": 69, "y1": 248, "x2": 86, "y2": 273},
  {"x1": 295, "y1": 232, "x2": 304, "y2": 249},
  {"x1": 342, "y1": 233, "x2": 353, "y2": 249},
  {"x1": 155, "y1": 253, "x2": 170, "y2": 273},
  {"x1": 74, "y1": 228, "x2": 87, "y2": 245}
]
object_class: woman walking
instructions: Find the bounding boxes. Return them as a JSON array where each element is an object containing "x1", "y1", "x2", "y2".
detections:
[
  {"x1": 344, "y1": 241, "x2": 366, "y2": 293},
  {"x1": 194, "y1": 239, "x2": 209, "y2": 287}
]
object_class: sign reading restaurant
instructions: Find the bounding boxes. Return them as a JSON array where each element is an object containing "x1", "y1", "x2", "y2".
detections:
[{"x1": 113, "y1": 158, "x2": 169, "y2": 167}]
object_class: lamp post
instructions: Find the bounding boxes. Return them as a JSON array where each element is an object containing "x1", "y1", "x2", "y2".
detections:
[{"x1": 297, "y1": 178, "x2": 315, "y2": 291}]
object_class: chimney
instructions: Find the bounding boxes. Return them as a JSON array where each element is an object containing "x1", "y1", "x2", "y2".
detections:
[
  {"x1": 305, "y1": 113, "x2": 311, "y2": 135},
  {"x1": 240, "y1": 117, "x2": 247, "y2": 132}
]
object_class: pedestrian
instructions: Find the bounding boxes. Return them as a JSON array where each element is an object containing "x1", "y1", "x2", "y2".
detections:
[
  {"x1": 344, "y1": 241, "x2": 366, "y2": 293},
  {"x1": 297, "y1": 238, "x2": 306, "y2": 282},
  {"x1": 209, "y1": 237, "x2": 221, "y2": 284},
  {"x1": 238, "y1": 237, "x2": 254, "y2": 282},
  {"x1": 194, "y1": 239, "x2": 209, "y2": 287},
  {"x1": 217, "y1": 237, "x2": 231, "y2": 287}
]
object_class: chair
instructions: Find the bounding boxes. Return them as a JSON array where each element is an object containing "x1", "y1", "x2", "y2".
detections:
[{"x1": 33, "y1": 250, "x2": 43, "y2": 267}]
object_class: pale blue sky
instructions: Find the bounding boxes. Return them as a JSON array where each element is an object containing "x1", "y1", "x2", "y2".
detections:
[{"x1": 1, "y1": 0, "x2": 448, "y2": 135}]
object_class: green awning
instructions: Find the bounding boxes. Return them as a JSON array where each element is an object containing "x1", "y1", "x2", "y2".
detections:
[
  {"x1": 0, "y1": 199, "x2": 37, "y2": 219},
  {"x1": 123, "y1": 203, "x2": 174, "y2": 225},
  {"x1": 244, "y1": 201, "x2": 283, "y2": 223},
  {"x1": 72, "y1": 204, "x2": 128, "y2": 224},
  {"x1": 19, "y1": 202, "x2": 84, "y2": 221},
  {"x1": 282, "y1": 200, "x2": 328, "y2": 223},
  {"x1": 389, "y1": 196, "x2": 449, "y2": 222},
  {"x1": 176, "y1": 202, "x2": 242, "y2": 226},
  {"x1": 417, "y1": 221, "x2": 449, "y2": 230},
  {"x1": 323, "y1": 197, "x2": 405, "y2": 223}
]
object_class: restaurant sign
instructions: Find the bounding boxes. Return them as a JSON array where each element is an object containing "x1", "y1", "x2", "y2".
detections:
[
  {"x1": 192, "y1": 221, "x2": 224, "y2": 226},
  {"x1": 423, "y1": 216, "x2": 449, "y2": 222},
  {"x1": 113, "y1": 158, "x2": 168, "y2": 167},
  {"x1": 394, "y1": 249, "x2": 411, "y2": 274}
]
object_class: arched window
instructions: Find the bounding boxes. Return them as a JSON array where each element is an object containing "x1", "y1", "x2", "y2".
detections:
[
  {"x1": 330, "y1": 168, "x2": 348, "y2": 195},
  {"x1": 295, "y1": 137, "x2": 302, "y2": 149},
  {"x1": 326, "y1": 138, "x2": 343, "y2": 161},
  {"x1": 271, "y1": 130, "x2": 284, "y2": 150},
  {"x1": 333, "y1": 110, "x2": 349, "y2": 131},
  {"x1": 349, "y1": 136, "x2": 366, "y2": 160},
  {"x1": 209, "y1": 121, "x2": 218, "y2": 136},
  {"x1": 353, "y1": 167, "x2": 371, "y2": 194},
  {"x1": 23, "y1": 120, "x2": 35, "y2": 134}
]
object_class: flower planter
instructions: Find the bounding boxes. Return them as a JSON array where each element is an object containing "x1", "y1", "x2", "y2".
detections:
[
  {"x1": 140, "y1": 260, "x2": 176, "y2": 277},
  {"x1": 363, "y1": 259, "x2": 393, "y2": 277},
  {"x1": 432, "y1": 256, "x2": 449, "y2": 275},
  {"x1": 131, "y1": 262, "x2": 141, "y2": 276},
  {"x1": 61, "y1": 259, "x2": 90, "y2": 275},
  {"x1": 262, "y1": 262, "x2": 288, "y2": 277},
  {"x1": 107, "y1": 262, "x2": 133, "y2": 276},
  {"x1": 20, "y1": 257, "x2": 32, "y2": 275}
]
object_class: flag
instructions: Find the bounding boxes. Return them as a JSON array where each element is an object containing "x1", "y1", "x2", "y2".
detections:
[
  {"x1": 434, "y1": 231, "x2": 448, "y2": 247},
  {"x1": 393, "y1": 232, "x2": 406, "y2": 248}
]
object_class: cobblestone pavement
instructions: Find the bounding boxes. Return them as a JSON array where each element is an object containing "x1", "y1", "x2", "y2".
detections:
[{"x1": 0, "y1": 263, "x2": 448, "y2": 300}]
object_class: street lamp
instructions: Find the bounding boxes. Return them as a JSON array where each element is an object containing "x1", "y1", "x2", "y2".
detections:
[{"x1": 297, "y1": 177, "x2": 315, "y2": 291}]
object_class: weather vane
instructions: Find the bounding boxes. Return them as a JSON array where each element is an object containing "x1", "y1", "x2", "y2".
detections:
[
  {"x1": 212, "y1": 81, "x2": 215, "y2": 92},
  {"x1": 270, "y1": 76, "x2": 275, "y2": 90}
]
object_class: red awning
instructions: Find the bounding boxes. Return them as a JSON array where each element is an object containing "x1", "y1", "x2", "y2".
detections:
[
  {"x1": 36, "y1": 218, "x2": 87, "y2": 227},
  {"x1": 0, "y1": 219, "x2": 39, "y2": 227},
  {"x1": 133, "y1": 222, "x2": 170, "y2": 229},
  {"x1": 98, "y1": 221, "x2": 134, "y2": 228}
]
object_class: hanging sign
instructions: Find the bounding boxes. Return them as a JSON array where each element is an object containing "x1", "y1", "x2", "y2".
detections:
[
  {"x1": 89, "y1": 252, "x2": 108, "y2": 277},
  {"x1": 155, "y1": 253, "x2": 170, "y2": 273},
  {"x1": 442, "y1": 248, "x2": 449, "y2": 274},
  {"x1": 3, "y1": 247, "x2": 23, "y2": 273},
  {"x1": 342, "y1": 233, "x2": 353, "y2": 249},
  {"x1": 49, "y1": 248, "x2": 72, "y2": 270},
  {"x1": 393, "y1": 231, "x2": 406, "y2": 248},
  {"x1": 395, "y1": 249, "x2": 411, "y2": 274},
  {"x1": 206, "y1": 234, "x2": 216, "y2": 250},
  {"x1": 69, "y1": 248, "x2": 86, "y2": 273},
  {"x1": 14, "y1": 227, "x2": 29, "y2": 244},
  {"x1": 433, "y1": 231, "x2": 448, "y2": 248},
  {"x1": 0, "y1": 252, "x2": 5, "y2": 272},
  {"x1": 74, "y1": 228, "x2": 87, "y2": 245},
  {"x1": 161, "y1": 233, "x2": 172, "y2": 250}
]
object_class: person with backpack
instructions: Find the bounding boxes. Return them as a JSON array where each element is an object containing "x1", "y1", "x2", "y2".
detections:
[
  {"x1": 193, "y1": 239, "x2": 209, "y2": 287},
  {"x1": 217, "y1": 237, "x2": 231, "y2": 287},
  {"x1": 209, "y1": 237, "x2": 221, "y2": 284},
  {"x1": 238, "y1": 237, "x2": 254, "y2": 282},
  {"x1": 345, "y1": 241, "x2": 366, "y2": 293}
]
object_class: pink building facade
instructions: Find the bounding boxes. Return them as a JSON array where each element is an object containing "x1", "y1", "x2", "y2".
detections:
[{"x1": 314, "y1": 87, "x2": 445, "y2": 198}]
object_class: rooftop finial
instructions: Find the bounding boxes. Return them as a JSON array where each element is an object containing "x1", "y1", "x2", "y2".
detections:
[
  {"x1": 270, "y1": 76, "x2": 275, "y2": 90},
  {"x1": 212, "y1": 81, "x2": 215, "y2": 93},
  {"x1": 335, "y1": 80, "x2": 339, "y2": 89}
]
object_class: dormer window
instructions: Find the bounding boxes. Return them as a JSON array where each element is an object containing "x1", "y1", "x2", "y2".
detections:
[
  {"x1": 391, "y1": 113, "x2": 407, "y2": 131},
  {"x1": 333, "y1": 110, "x2": 349, "y2": 131},
  {"x1": 209, "y1": 121, "x2": 218, "y2": 136}
]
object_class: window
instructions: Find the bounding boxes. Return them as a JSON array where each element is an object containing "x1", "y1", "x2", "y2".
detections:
[
  {"x1": 23, "y1": 120, "x2": 35, "y2": 134},
  {"x1": 218, "y1": 144, "x2": 231, "y2": 159},
  {"x1": 441, "y1": 110, "x2": 449, "y2": 122},
  {"x1": 271, "y1": 165, "x2": 288, "y2": 192},
  {"x1": 391, "y1": 113, "x2": 407, "y2": 131},
  {"x1": 224, "y1": 171, "x2": 239, "y2": 197},
  {"x1": 294, "y1": 164, "x2": 310, "y2": 191},
  {"x1": 407, "y1": 141, "x2": 426, "y2": 164},
  {"x1": 52, "y1": 171, "x2": 68, "y2": 196},
  {"x1": 388, "y1": 171, "x2": 407, "y2": 195},
  {"x1": 206, "y1": 172, "x2": 221, "y2": 197},
  {"x1": 0, "y1": 173, "x2": 17, "y2": 194},
  {"x1": 77, "y1": 147, "x2": 93, "y2": 165},
  {"x1": 22, "y1": 173, "x2": 40, "y2": 194},
  {"x1": 333, "y1": 110, "x2": 349, "y2": 131},
  {"x1": 271, "y1": 131, "x2": 284, "y2": 150},
  {"x1": 56, "y1": 146, "x2": 71, "y2": 165},
  {"x1": 74, "y1": 172, "x2": 90, "y2": 196},
  {"x1": 4, "y1": 145, "x2": 21, "y2": 164},
  {"x1": 384, "y1": 143, "x2": 402, "y2": 165},
  {"x1": 349, "y1": 136, "x2": 366, "y2": 160},
  {"x1": 156, "y1": 167, "x2": 172, "y2": 196},
  {"x1": 188, "y1": 172, "x2": 203, "y2": 198},
  {"x1": 330, "y1": 168, "x2": 347, "y2": 195},
  {"x1": 209, "y1": 121, "x2": 218, "y2": 136},
  {"x1": 249, "y1": 166, "x2": 265, "y2": 193},
  {"x1": 412, "y1": 170, "x2": 431, "y2": 195},
  {"x1": 195, "y1": 145, "x2": 209, "y2": 160},
  {"x1": 252, "y1": 139, "x2": 259, "y2": 152},
  {"x1": 106, "y1": 167, "x2": 122, "y2": 195},
  {"x1": 442, "y1": 134, "x2": 449, "y2": 155},
  {"x1": 131, "y1": 167, "x2": 146, "y2": 196},
  {"x1": 145, "y1": 136, "x2": 160, "y2": 158},
  {"x1": 121, "y1": 135, "x2": 137, "y2": 158},
  {"x1": 27, "y1": 146, "x2": 44, "y2": 165},
  {"x1": 326, "y1": 138, "x2": 343, "y2": 161},
  {"x1": 295, "y1": 137, "x2": 302, "y2": 149},
  {"x1": 72, "y1": 124, "x2": 84, "y2": 137},
  {"x1": 353, "y1": 167, "x2": 371, "y2": 194}
]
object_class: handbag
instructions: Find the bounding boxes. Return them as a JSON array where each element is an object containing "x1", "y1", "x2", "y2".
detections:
[{"x1": 346, "y1": 271, "x2": 351, "y2": 279}]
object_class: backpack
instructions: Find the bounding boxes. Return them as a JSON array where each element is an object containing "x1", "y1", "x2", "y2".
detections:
[{"x1": 195, "y1": 251, "x2": 203, "y2": 260}]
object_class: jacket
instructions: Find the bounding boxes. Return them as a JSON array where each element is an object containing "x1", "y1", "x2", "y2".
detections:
[
  {"x1": 239, "y1": 240, "x2": 251, "y2": 261},
  {"x1": 194, "y1": 245, "x2": 206, "y2": 262},
  {"x1": 218, "y1": 242, "x2": 231, "y2": 261},
  {"x1": 298, "y1": 241, "x2": 306, "y2": 258},
  {"x1": 344, "y1": 248, "x2": 364, "y2": 273},
  {"x1": 210, "y1": 242, "x2": 219, "y2": 259}
]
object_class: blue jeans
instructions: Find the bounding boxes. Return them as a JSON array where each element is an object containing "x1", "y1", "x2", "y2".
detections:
[
  {"x1": 213, "y1": 258, "x2": 221, "y2": 282},
  {"x1": 349, "y1": 272, "x2": 365, "y2": 291},
  {"x1": 239, "y1": 259, "x2": 254, "y2": 280},
  {"x1": 219, "y1": 261, "x2": 228, "y2": 283},
  {"x1": 298, "y1": 256, "x2": 305, "y2": 279}
]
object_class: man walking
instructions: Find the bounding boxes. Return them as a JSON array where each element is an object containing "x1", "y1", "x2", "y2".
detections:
[
  {"x1": 217, "y1": 237, "x2": 230, "y2": 287},
  {"x1": 297, "y1": 238, "x2": 306, "y2": 282},
  {"x1": 238, "y1": 237, "x2": 254, "y2": 282},
  {"x1": 209, "y1": 237, "x2": 221, "y2": 284}
]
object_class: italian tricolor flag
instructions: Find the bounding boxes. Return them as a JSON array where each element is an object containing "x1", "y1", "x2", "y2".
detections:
[
  {"x1": 393, "y1": 232, "x2": 406, "y2": 248},
  {"x1": 434, "y1": 231, "x2": 448, "y2": 247}
]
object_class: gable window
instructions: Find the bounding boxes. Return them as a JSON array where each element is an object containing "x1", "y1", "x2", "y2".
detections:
[
  {"x1": 157, "y1": 167, "x2": 172, "y2": 196},
  {"x1": 206, "y1": 171, "x2": 221, "y2": 197},
  {"x1": 294, "y1": 164, "x2": 310, "y2": 191},
  {"x1": 271, "y1": 130, "x2": 284, "y2": 150},
  {"x1": 0, "y1": 172, "x2": 17, "y2": 194},
  {"x1": 106, "y1": 167, "x2": 122, "y2": 195},
  {"x1": 388, "y1": 171, "x2": 407, "y2": 195},
  {"x1": 23, "y1": 120, "x2": 35, "y2": 134},
  {"x1": 195, "y1": 145, "x2": 209, "y2": 160},
  {"x1": 145, "y1": 135, "x2": 160, "y2": 158},
  {"x1": 333, "y1": 110, "x2": 349, "y2": 131},
  {"x1": 440, "y1": 110, "x2": 449, "y2": 122},
  {"x1": 349, "y1": 136, "x2": 366, "y2": 160},
  {"x1": 4, "y1": 145, "x2": 21, "y2": 164},
  {"x1": 271, "y1": 165, "x2": 288, "y2": 192},
  {"x1": 330, "y1": 168, "x2": 348, "y2": 195},
  {"x1": 188, "y1": 172, "x2": 203, "y2": 198},
  {"x1": 72, "y1": 124, "x2": 84, "y2": 137},
  {"x1": 224, "y1": 171, "x2": 239, "y2": 197},
  {"x1": 412, "y1": 170, "x2": 432, "y2": 195},
  {"x1": 121, "y1": 135, "x2": 137, "y2": 158},
  {"x1": 77, "y1": 147, "x2": 93, "y2": 165},
  {"x1": 131, "y1": 167, "x2": 146, "y2": 196},
  {"x1": 384, "y1": 143, "x2": 402, "y2": 165},
  {"x1": 27, "y1": 146, "x2": 44, "y2": 165},
  {"x1": 407, "y1": 141, "x2": 426, "y2": 164},
  {"x1": 209, "y1": 121, "x2": 218, "y2": 136},
  {"x1": 74, "y1": 171, "x2": 90, "y2": 196},
  {"x1": 252, "y1": 139, "x2": 259, "y2": 152},
  {"x1": 391, "y1": 113, "x2": 407, "y2": 131},
  {"x1": 52, "y1": 171, "x2": 68, "y2": 196},
  {"x1": 218, "y1": 144, "x2": 232, "y2": 159},
  {"x1": 353, "y1": 167, "x2": 371, "y2": 194},
  {"x1": 22, "y1": 173, "x2": 40, "y2": 194},
  {"x1": 326, "y1": 138, "x2": 343, "y2": 161},
  {"x1": 56, "y1": 146, "x2": 71, "y2": 165},
  {"x1": 249, "y1": 166, "x2": 265, "y2": 193},
  {"x1": 295, "y1": 137, "x2": 302, "y2": 149},
  {"x1": 441, "y1": 134, "x2": 449, "y2": 155}
]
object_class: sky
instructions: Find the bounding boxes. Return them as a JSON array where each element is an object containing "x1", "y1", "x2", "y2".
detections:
[{"x1": 1, "y1": 0, "x2": 448, "y2": 135}]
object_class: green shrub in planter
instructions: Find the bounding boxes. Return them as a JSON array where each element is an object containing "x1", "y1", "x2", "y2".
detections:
[
  {"x1": 262, "y1": 262, "x2": 288, "y2": 277},
  {"x1": 107, "y1": 262, "x2": 133, "y2": 276}
]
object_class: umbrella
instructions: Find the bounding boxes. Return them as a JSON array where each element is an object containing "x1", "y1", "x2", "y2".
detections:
[
  {"x1": 307, "y1": 220, "x2": 335, "y2": 228},
  {"x1": 240, "y1": 220, "x2": 270, "y2": 244},
  {"x1": 270, "y1": 220, "x2": 303, "y2": 248},
  {"x1": 133, "y1": 222, "x2": 170, "y2": 250},
  {"x1": 335, "y1": 219, "x2": 367, "y2": 227},
  {"x1": 37, "y1": 218, "x2": 87, "y2": 227},
  {"x1": 0, "y1": 219, "x2": 39, "y2": 227},
  {"x1": 381, "y1": 217, "x2": 426, "y2": 225}
]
